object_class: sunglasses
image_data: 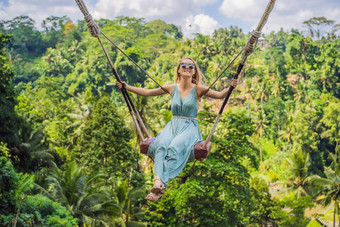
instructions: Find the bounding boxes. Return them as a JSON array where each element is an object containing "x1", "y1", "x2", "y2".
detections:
[{"x1": 180, "y1": 63, "x2": 195, "y2": 69}]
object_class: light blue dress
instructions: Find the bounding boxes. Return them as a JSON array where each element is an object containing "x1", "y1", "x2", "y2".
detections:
[{"x1": 147, "y1": 84, "x2": 202, "y2": 187}]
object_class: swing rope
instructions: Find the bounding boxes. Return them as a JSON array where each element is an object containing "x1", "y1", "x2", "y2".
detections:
[
  {"x1": 181, "y1": 0, "x2": 275, "y2": 180},
  {"x1": 203, "y1": 47, "x2": 245, "y2": 96},
  {"x1": 100, "y1": 32, "x2": 169, "y2": 94},
  {"x1": 76, "y1": 0, "x2": 168, "y2": 94},
  {"x1": 74, "y1": 0, "x2": 276, "y2": 161},
  {"x1": 76, "y1": 0, "x2": 249, "y2": 97},
  {"x1": 202, "y1": 0, "x2": 276, "y2": 148},
  {"x1": 75, "y1": 0, "x2": 150, "y2": 140}
]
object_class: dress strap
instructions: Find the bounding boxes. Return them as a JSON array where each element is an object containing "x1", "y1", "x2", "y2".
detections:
[
  {"x1": 172, "y1": 84, "x2": 178, "y2": 97},
  {"x1": 195, "y1": 84, "x2": 198, "y2": 100}
]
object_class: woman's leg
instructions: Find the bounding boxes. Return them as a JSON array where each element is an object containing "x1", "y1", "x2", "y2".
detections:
[
  {"x1": 152, "y1": 174, "x2": 165, "y2": 192},
  {"x1": 145, "y1": 174, "x2": 165, "y2": 201},
  {"x1": 153, "y1": 174, "x2": 164, "y2": 188}
]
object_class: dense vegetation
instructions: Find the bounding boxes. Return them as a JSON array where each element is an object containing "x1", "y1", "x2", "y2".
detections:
[{"x1": 0, "y1": 14, "x2": 339, "y2": 226}]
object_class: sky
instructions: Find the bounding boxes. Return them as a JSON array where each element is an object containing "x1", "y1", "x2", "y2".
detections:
[{"x1": 0, "y1": 0, "x2": 339, "y2": 38}]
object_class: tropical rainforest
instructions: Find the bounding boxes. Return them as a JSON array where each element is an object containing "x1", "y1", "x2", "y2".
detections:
[{"x1": 0, "y1": 15, "x2": 339, "y2": 226}]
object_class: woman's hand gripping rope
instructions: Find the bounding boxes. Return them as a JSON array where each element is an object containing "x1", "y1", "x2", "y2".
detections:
[{"x1": 117, "y1": 81, "x2": 127, "y2": 90}]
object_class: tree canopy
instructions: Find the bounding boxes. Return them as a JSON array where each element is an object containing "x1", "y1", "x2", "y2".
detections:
[{"x1": 0, "y1": 14, "x2": 339, "y2": 226}]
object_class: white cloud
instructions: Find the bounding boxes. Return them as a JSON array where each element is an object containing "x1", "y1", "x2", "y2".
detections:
[
  {"x1": 0, "y1": 0, "x2": 339, "y2": 36},
  {"x1": 219, "y1": 0, "x2": 340, "y2": 33},
  {"x1": 184, "y1": 14, "x2": 219, "y2": 38},
  {"x1": 92, "y1": 0, "x2": 220, "y2": 36},
  {"x1": 219, "y1": 0, "x2": 267, "y2": 22},
  {"x1": 93, "y1": 0, "x2": 216, "y2": 22},
  {"x1": 0, "y1": 0, "x2": 221, "y2": 36},
  {"x1": 0, "y1": 0, "x2": 82, "y2": 28}
]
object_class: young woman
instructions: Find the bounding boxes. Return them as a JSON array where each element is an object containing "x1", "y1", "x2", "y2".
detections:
[{"x1": 118, "y1": 57, "x2": 238, "y2": 201}]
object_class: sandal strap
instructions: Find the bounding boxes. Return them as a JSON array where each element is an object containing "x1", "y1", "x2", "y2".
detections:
[
  {"x1": 145, "y1": 192, "x2": 162, "y2": 201},
  {"x1": 151, "y1": 186, "x2": 165, "y2": 194}
]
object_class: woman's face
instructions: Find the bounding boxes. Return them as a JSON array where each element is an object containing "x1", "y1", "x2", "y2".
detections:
[{"x1": 178, "y1": 59, "x2": 196, "y2": 79}]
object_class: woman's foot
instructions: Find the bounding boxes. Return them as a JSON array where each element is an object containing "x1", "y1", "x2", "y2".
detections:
[
  {"x1": 151, "y1": 178, "x2": 165, "y2": 194},
  {"x1": 145, "y1": 192, "x2": 163, "y2": 201}
]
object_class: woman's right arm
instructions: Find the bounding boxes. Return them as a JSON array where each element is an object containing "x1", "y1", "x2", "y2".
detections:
[{"x1": 117, "y1": 82, "x2": 174, "y2": 97}]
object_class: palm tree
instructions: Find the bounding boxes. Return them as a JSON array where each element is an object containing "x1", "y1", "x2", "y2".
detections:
[
  {"x1": 278, "y1": 106, "x2": 295, "y2": 145},
  {"x1": 282, "y1": 151, "x2": 312, "y2": 198},
  {"x1": 66, "y1": 90, "x2": 93, "y2": 147},
  {"x1": 34, "y1": 162, "x2": 121, "y2": 226},
  {"x1": 254, "y1": 108, "x2": 268, "y2": 162},
  {"x1": 40, "y1": 48, "x2": 73, "y2": 77},
  {"x1": 306, "y1": 151, "x2": 340, "y2": 227},
  {"x1": 293, "y1": 81, "x2": 307, "y2": 104},
  {"x1": 112, "y1": 179, "x2": 147, "y2": 227},
  {"x1": 67, "y1": 40, "x2": 83, "y2": 64},
  {"x1": 320, "y1": 100, "x2": 340, "y2": 156},
  {"x1": 271, "y1": 79, "x2": 286, "y2": 98},
  {"x1": 14, "y1": 116, "x2": 54, "y2": 171}
]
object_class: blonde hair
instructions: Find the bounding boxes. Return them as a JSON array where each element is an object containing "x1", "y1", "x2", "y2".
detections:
[{"x1": 176, "y1": 57, "x2": 201, "y2": 85}]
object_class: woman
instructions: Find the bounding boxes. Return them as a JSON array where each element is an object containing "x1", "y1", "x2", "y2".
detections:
[{"x1": 118, "y1": 57, "x2": 237, "y2": 201}]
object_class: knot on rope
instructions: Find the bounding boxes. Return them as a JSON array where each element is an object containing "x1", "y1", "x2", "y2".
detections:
[
  {"x1": 251, "y1": 30, "x2": 261, "y2": 39},
  {"x1": 84, "y1": 14, "x2": 100, "y2": 37},
  {"x1": 245, "y1": 30, "x2": 262, "y2": 56}
]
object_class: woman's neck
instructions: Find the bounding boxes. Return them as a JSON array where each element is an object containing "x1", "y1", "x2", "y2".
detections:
[{"x1": 178, "y1": 77, "x2": 194, "y2": 89}]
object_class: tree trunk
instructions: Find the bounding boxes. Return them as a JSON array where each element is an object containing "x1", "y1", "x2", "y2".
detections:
[
  {"x1": 14, "y1": 195, "x2": 25, "y2": 227},
  {"x1": 260, "y1": 135, "x2": 262, "y2": 162},
  {"x1": 334, "y1": 202, "x2": 336, "y2": 227},
  {"x1": 337, "y1": 201, "x2": 340, "y2": 227}
]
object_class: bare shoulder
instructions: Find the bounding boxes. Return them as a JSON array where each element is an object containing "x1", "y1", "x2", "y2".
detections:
[
  {"x1": 163, "y1": 84, "x2": 176, "y2": 94},
  {"x1": 196, "y1": 84, "x2": 210, "y2": 97}
]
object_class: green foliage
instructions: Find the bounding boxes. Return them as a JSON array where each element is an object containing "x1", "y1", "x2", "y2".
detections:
[
  {"x1": 212, "y1": 26, "x2": 245, "y2": 55},
  {"x1": 303, "y1": 17, "x2": 336, "y2": 40},
  {"x1": 282, "y1": 151, "x2": 313, "y2": 198},
  {"x1": 19, "y1": 195, "x2": 77, "y2": 227},
  {"x1": 320, "y1": 98, "x2": 340, "y2": 147},
  {"x1": 113, "y1": 179, "x2": 147, "y2": 226},
  {"x1": 0, "y1": 195, "x2": 78, "y2": 227},
  {"x1": 0, "y1": 142, "x2": 10, "y2": 158},
  {"x1": 214, "y1": 108, "x2": 258, "y2": 167},
  {"x1": 265, "y1": 28, "x2": 288, "y2": 50},
  {"x1": 146, "y1": 154, "x2": 256, "y2": 226},
  {"x1": 306, "y1": 150, "x2": 340, "y2": 207},
  {"x1": 146, "y1": 19, "x2": 182, "y2": 39},
  {"x1": 262, "y1": 97, "x2": 288, "y2": 141},
  {"x1": 278, "y1": 196, "x2": 314, "y2": 226},
  {"x1": 145, "y1": 109, "x2": 265, "y2": 226},
  {"x1": 40, "y1": 47, "x2": 75, "y2": 78},
  {"x1": 73, "y1": 95, "x2": 139, "y2": 178},
  {"x1": 42, "y1": 16, "x2": 71, "y2": 48},
  {"x1": 16, "y1": 76, "x2": 68, "y2": 123},
  {"x1": 285, "y1": 33, "x2": 319, "y2": 79},
  {"x1": 0, "y1": 32, "x2": 21, "y2": 147},
  {"x1": 0, "y1": 156, "x2": 77, "y2": 226},
  {"x1": 34, "y1": 161, "x2": 120, "y2": 226},
  {"x1": 0, "y1": 156, "x2": 19, "y2": 214},
  {"x1": 249, "y1": 176, "x2": 283, "y2": 225},
  {"x1": 312, "y1": 39, "x2": 340, "y2": 96},
  {"x1": 1, "y1": 14, "x2": 339, "y2": 226},
  {"x1": 0, "y1": 16, "x2": 44, "y2": 57}
]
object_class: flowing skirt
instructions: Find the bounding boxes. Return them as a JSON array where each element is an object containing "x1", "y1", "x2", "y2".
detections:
[{"x1": 147, "y1": 118, "x2": 202, "y2": 187}]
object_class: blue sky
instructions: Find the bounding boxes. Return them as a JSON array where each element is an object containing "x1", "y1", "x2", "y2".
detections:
[{"x1": 0, "y1": 0, "x2": 339, "y2": 37}]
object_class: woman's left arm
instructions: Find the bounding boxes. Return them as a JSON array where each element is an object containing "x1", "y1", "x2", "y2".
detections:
[{"x1": 197, "y1": 79, "x2": 238, "y2": 99}]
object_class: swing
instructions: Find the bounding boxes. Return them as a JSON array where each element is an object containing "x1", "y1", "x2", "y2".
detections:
[{"x1": 75, "y1": 0, "x2": 275, "y2": 161}]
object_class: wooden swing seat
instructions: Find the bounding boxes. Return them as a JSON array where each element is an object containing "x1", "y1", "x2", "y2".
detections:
[{"x1": 140, "y1": 138, "x2": 212, "y2": 160}]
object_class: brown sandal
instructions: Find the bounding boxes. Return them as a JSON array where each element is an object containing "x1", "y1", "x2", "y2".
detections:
[
  {"x1": 145, "y1": 192, "x2": 163, "y2": 201},
  {"x1": 151, "y1": 179, "x2": 165, "y2": 194}
]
